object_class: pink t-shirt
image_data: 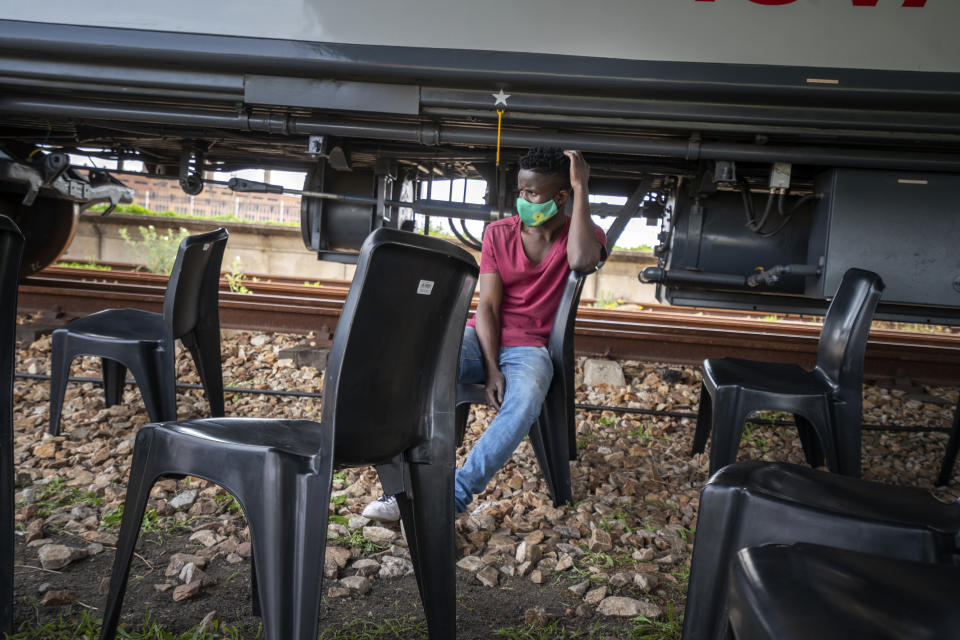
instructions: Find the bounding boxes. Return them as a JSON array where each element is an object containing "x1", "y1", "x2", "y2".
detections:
[{"x1": 467, "y1": 215, "x2": 606, "y2": 347}]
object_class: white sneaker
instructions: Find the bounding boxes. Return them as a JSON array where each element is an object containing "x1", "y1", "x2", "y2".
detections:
[{"x1": 362, "y1": 495, "x2": 400, "y2": 522}]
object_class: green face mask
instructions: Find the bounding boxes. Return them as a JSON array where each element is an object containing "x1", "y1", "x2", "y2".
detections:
[{"x1": 516, "y1": 197, "x2": 560, "y2": 227}]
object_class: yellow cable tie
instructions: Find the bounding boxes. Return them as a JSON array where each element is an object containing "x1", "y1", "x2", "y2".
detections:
[{"x1": 496, "y1": 109, "x2": 504, "y2": 167}]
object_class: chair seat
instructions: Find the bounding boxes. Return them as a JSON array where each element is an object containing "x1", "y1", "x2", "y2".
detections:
[
  {"x1": 730, "y1": 543, "x2": 960, "y2": 640},
  {"x1": 63, "y1": 309, "x2": 164, "y2": 342},
  {"x1": 714, "y1": 461, "x2": 960, "y2": 535},
  {"x1": 704, "y1": 358, "x2": 830, "y2": 397},
  {"x1": 161, "y1": 418, "x2": 330, "y2": 459}
]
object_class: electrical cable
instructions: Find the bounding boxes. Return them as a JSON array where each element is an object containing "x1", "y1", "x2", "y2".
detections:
[
  {"x1": 457, "y1": 217, "x2": 483, "y2": 249},
  {"x1": 14, "y1": 372, "x2": 951, "y2": 434},
  {"x1": 737, "y1": 176, "x2": 756, "y2": 229},
  {"x1": 778, "y1": 192, "x2": 818, "y2": 217},
  {"x1": 758, "y1": 192, "x2": 820, "y2": 238},
  {"x1": 447, "y1": 217, "x2": 482, "y2": 251},
  {"x1": 750, "y1": 191, "x2": 776, "y2": 232}
]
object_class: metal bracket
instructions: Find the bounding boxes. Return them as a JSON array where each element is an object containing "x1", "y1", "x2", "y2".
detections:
[
  {"x1": 0, "y1": 159, "x2": 134, "y2": 210},
  {"x1": 604, "y1": 175, "x2": 655, "y2": 253}
]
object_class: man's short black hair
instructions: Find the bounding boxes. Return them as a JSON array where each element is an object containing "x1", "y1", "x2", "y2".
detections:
[{"x1": 519, "y1": 146, "x2": 570, "y2": 185}]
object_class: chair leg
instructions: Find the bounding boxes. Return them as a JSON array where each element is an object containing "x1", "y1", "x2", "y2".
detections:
[
  {"x1": 102, "y1": 358, "x2": 127, "y2": 409},
  {"x1": 99, "y1": 429, "x2": 160, "y2": 640},
  {"x1": 182, "y1": 328, "x2": 224, "y2": 418},
  {"x1": 529, "y1": 412, "x2": 572, "y2": 506},
  {"x1": 455, "y1": 402, "x2": 471, "y2": 449},
  {"x1": 936, "y1": 397, "x2": 960, "y2": 486},
  {"x1": 395, "y1": 461, "x2": 456, "y2": 640},
  {"x1": 48, "y1": 332, "x2": 73, "y2": 436},
  {"x1": 707, "y1": 389, "x2": 747, "y2": 476},
  {"x1": 682, "y1": 479, "x2": 752, "y2": 640},
  {"x1": 126, "y1": 349, "x2": 177, "y2": 423},
  {"x1": 243, "y1": 467, "x2": 330, "y2": 640},
  {"x1": 692, "y1": 382, "x2": 712, "y2": 456},
  {"x1": 794, "y1": 414, "x2": 825, "y2": 468},
  {"x1": 831, "y1": 402, "x2": 863, "y2": 478},
  {"x1": 249, "y1": 551, "x2": 261, "y2": 618},
  {"x1": 1, "y1": 414, "x2": 12, "y2": 636}
]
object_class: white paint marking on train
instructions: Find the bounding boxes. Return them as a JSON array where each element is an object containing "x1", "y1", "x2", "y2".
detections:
[
  {"x1": 898, "y1": 179, "x2": 929, "y2": 185},
  {"x1": 806, "y1": 78, "x2": 840, "y2": 85}
]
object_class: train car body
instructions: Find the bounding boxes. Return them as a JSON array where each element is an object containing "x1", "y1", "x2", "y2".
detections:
[{"x1": 1, "y1": 0, "x2": 959, "y2": 320}]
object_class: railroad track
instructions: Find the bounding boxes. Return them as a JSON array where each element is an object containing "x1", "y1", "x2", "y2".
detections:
[{"x1": 18, "y1": 265, "x2": 960, "y2": 385}]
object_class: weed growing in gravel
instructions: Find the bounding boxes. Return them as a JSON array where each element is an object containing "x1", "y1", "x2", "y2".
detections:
[
  {"x1": 316, "y1": 614, "x2": 426, "y2": 639},
  {"x1": 628, "y1": 423, "x2": 651, "y2": 443},
  {"x1": 7, "y1": 608, "x2": 252, "y2": 639},
  {"x1": 215, "y1": 494, "x2": 244, "y2": 516},
  {"x1": 496, "y1": 619, "x2": 607, "y2": 639},
  {"x1": 741, "y1": 422, "x2": 769, "y2": 455},
  {"x1": 629, "y1": 604, "x2": 682, "y2": 640},
  {"x1": 99, "y1": 505, "x2": 194, "y2": 544},
  {"x1": 580, "y1": 550, "x2": 615, "y2": 571},
  {"x1": 670, "y1": 564, "x2": 691, "y2": 583},
  {"x1": 330, "y1": 529, "x2": 388, "y2": 555},
  {"x1": 597, "y1": 511, "x2": 635, "y2": 536},
  {"x1": 24, "y1": 477, "x2": 102, "y2": 519}
]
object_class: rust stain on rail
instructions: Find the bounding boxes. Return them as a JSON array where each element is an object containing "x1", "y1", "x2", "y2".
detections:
[{"x1": 18, "y1": 268, "x2": 960, "y2": 385}]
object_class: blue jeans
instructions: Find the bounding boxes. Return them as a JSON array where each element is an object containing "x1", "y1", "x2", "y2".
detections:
[{"x1": 454, "y1": 327, "x2": 553, "y2": 513}]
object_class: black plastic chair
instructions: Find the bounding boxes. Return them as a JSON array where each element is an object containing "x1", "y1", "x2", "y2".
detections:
[
  {"x1": 935, "y1": 397, "x2": 960, "y2": 486},
  {"x1": 681, "y1": 460, "x2": 960, "y2": 640},
  {"x1": 455, "y1": 269, "x2": 588, "y2": 507},
  {"x1": 49, "y1": 228, "x2": 228, "y2": 435},
  {"x1": 98, "y1": 228, "x2": 478, "y2": 640},
  {"x1": 0, "y1": 215, "x2": 24, "y2": 637},
  {"x1": 729, "y1": 542, "x2": 960, "y2": 640},
  {"x1": 692, "y1": 268, "x2": 884, "y2": 478}
]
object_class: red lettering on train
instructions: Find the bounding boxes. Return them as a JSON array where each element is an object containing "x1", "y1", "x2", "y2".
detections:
[{"x1": 694, "y1": 0, "x2": 927, "y2": 5}]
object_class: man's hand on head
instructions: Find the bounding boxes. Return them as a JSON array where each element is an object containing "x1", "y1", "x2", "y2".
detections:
[{"x1": 564, "y1": 150, "x2": 590, "y2": 192}]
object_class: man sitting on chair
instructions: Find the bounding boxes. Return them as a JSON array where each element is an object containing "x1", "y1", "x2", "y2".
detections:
[{"x1": 365, "y1": 146, "x2": 606, "y2": 520}]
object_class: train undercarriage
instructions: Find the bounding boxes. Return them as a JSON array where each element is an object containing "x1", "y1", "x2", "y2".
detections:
[{"x1": 2, "y1": 17, "x2": 960, "y2": 322}]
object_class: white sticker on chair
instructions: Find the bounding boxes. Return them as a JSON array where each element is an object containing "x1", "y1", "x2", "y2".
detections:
[{"x1": 417, "y1": 280, "x2": 435, "y2": 295}]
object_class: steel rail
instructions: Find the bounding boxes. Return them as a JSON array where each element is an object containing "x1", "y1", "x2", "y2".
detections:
[{"x1": 17, "y1": 267, "x2": 960, "y2": 385}]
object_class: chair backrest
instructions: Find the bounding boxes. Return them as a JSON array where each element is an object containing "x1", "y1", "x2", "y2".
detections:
[
  {"x1": 544, "y1": 270, "x2": 589, "y2": 445},
  {"x1": 0, "y1": 214, "x2": 24, "y2": 633},
  {"x1": 815, "y1": 268, "x2": 885, "y2": 392},
  {"x1": 162, "y1": 228, "x2": 229, "y2": 339},
  {"x1": 323, "y1": 228, "x2": 479, "y2": 465}
]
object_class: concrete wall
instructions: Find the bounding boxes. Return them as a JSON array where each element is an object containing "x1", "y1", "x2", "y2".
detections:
[{"x1": 63, "y1": 214, "x2": 658, "y2": 304}]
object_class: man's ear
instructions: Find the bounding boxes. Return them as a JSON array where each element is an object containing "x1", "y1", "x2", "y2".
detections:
[{"x1": 556, "y1": 189, "x2": 571, "y2": 207}]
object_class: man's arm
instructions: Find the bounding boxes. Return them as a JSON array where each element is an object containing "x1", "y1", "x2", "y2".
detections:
[
  {"x1": 475, "y1": 272, "x2": 506, "y2": 409},
  {"x1": 564, "y1": 150, "x2": 604, "y2": 272}
]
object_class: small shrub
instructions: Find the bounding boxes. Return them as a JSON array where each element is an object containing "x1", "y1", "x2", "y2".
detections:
[
  {"x1": 592, "y1": 290, "x2": 623, "y2": 309},
  {"x1": 118, "y1": 225, "x2": 189, "y2": 274},
  {"x1": 224, "y1": 256, "x2": 251, "y2": 294}
]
